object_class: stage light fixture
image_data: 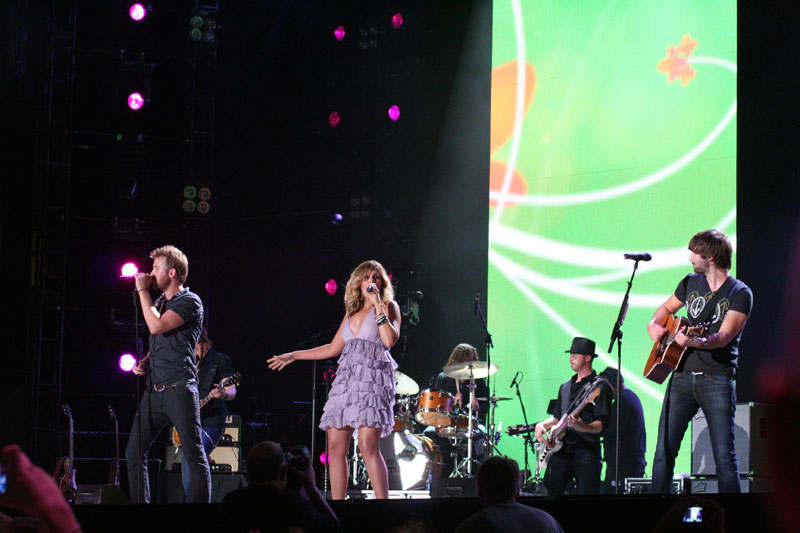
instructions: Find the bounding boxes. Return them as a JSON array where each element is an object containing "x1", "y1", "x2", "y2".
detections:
[
  {"x1": 328, "y1": 111, "x2": 340, "y2": 128},
  {"x1": 197, "y1": 201, "x2": 210, "y2": 215},
  {"x1": 189, "y1": 28, "x2": 203, "y2": 42},
  {"x1": 198, "y1": 187, "x2": 211, "y2": 201},
  {"x1": 319, "y1": 451, "x2": 329, "y2": 466},
  {"x1": 129, "y1": 3, "x2": 147, "y2": 21},
  {"x1": 388, "y1": 105, "x2": 400, "y2": 121},
  {"x1": 119, "y1": 354, "x2": 137, "y2": 372},
  {"x1": 203, "y1": 30, "x2": 216, "y2": 44},
  {"x1": 183, "y1": 185, "x2": 197, "y2": 199},
  {"x1": 183, "y1": 199, "x2": 197, "y2": 213},
  {"x1": 331, "y1": 213, "x2": 343, "y2": 225},
  {"x1": 392, "y1": 13, "x2": 403, "y2": 29},
  {"x1": 120, "y1": 262, "x2": 139, "y2": 278},
  {"x1": 189, "y1": 8, "x2": 220, "y2": 45},
  {"x1": 334, "y1": 25, "x2": 345, "y2": 41},
  {"x1": 127, "y1": 92, "x2": 145, "y2": 111},
  {"x1": 325, "y1": 279, "x2": 338, "y2": 296}
]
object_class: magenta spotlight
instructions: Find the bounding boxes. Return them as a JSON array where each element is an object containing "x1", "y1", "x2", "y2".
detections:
[
  {"x1": 325, "y1": 279, "x2": 338, "y2": 295},
  {"x1": 334, "y1": 25, "x2": 345, "y2": 41},
  {"x1": 129, "y1": 3, "x2": 147, "y2": 21},
  {"x1": 127, "y1": 92, "x2": 145, "y2": 111},
  {"x1": 388, "y1": 105, "x2": 400, "y2": 121},
  {"x1": 120, "y1": 262, "x2": 139, "y2": 278},
  {"x1": 319, "y1": 451, "x2": 329, "y2": 465},
  {"x1": 392, "y1": 13, "x2": 403, "y2": 29},
  {"x1": 119, "y1": 354, "x2": 137, "y2": 372},
  {"x1": 328, "y1": 111, "x2": 340, "y2": 128}
]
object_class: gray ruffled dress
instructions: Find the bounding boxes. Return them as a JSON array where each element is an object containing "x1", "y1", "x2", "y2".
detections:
[{"x1": 319, "y1": 308, "x2": 397, "y2": 437}]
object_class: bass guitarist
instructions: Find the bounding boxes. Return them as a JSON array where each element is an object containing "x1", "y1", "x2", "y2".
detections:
[
  {"x1": 647, "y1": 229, "x2": 752, "y2": 494},
  {"x1": 533, "y1": 337, "x2": 611, "y2": 496}
]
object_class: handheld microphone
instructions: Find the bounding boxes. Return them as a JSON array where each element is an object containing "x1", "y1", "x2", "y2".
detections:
[
  {"x1": 624, "y1": 253, "x2": 652, "y2": 262},
  {"x1": 367, "y1": 286, "x2": 373, "y2": 292},
  {"x1": 509, "y1": 371, "x2": 521, "y2": 388}
]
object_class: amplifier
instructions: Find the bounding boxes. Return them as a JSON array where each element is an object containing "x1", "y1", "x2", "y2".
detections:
[
  {"x1": 625, "y1": 477, "x2": 690, "y2": 494},
  {"x1": 691, "y1": 402, "x2": 770, "y2": 476},
  {"x1": 165, "y1": 415, "x2": 243, "y2": 473},
  {"x1": 430, "y1": 477, "x2": 477, "y2": 498},
  {"x1": 690, "y1": 476, "x2": 769, "y2": 494}
]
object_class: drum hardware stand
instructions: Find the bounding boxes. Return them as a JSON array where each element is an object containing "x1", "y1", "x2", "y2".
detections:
[{"x1": 450, "y1": 378, "x2": 479, "y2": 477}]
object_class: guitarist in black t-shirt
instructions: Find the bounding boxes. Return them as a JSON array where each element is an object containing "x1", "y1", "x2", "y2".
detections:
[{"x1": 647, "y1": 229, "x2": 753, "y2": 494}]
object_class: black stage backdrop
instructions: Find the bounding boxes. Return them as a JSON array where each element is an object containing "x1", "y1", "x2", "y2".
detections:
[{"x1": 1, "y1": 0, "x2": 798, "y2": 475}]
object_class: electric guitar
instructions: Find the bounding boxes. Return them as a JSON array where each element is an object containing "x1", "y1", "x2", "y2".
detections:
[
  {"x1": 53, "y1": 403, "x2": 78, "y2": 501},
  {"x1": 508, "y1": 382, "x2": 604, "y2": 471},
  {"x1": 172, "y1": 372, "x2": 241, "y2": 448},
  {"x1": 643, "y1": 314, "x2": 709, "y2": 384},
  {"x1": 107, "y1": 405, "x2": 121, "y2": 486}
]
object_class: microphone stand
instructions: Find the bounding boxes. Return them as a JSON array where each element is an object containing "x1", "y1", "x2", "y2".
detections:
[
  {"x1": 512, "y1": 378, "x2": 537, "y2": 492},
  {"x1": 474, "y1": 291, "x2": 495, "y2": 457},
  {"x1": 132, "y1": 288, "x2": 145, "y2": 504},
  {"x1": 606, "y1": 259, "x2": 641, "y2": 494}
]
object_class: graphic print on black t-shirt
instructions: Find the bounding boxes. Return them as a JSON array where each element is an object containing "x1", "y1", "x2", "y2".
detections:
[{"x1": 686, "y1": 289, "x2": 731, "y2": 326}]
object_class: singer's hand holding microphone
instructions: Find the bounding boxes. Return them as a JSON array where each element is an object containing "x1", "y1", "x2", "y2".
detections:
[{"x1": 134, "y1": 272, "x2": 152, "y2": 292}]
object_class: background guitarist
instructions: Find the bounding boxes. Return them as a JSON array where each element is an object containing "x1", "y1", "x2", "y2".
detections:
[
  {"x1": 181, "y1": 328, "x2": 238, "y2": 501},
  {"x1": 534, "y1": 337, "x2": 611, "y2": 496},
  {"x1": 647, "y1": 229, "x2": 753, "y2": 494}
]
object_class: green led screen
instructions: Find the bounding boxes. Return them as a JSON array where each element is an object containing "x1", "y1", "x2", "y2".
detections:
[{"x1": 489, "y1": 1, "x2": 737, "y2": 480}]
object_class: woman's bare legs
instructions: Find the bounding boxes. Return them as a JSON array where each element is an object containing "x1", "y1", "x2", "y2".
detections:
[
  {"x1": 327, "y1": 427, "x2": 354, "y2": 500},
  {"x1": 358, "y1": 426, "x2": 389, "y2": 499}
]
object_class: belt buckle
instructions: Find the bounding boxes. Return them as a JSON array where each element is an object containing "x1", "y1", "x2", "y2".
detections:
[{"x1": 153, "y1": 383, "x2": 166, "y2": 392}]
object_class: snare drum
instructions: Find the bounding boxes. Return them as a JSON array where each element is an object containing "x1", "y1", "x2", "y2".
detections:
[{"x1": 415, "y1": 389, "x2": 454, "y2": 427}]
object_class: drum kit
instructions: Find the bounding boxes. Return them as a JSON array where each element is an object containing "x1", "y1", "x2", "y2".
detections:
[{"x1": 350, "y1": 361, "x2": 509, "y2": 491}]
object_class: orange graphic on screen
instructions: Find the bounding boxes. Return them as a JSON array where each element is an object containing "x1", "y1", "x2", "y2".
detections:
[
  {"x1": 658, "y1": 34, "x2": 698, "y2": 86},
  {"x1": 490, "y1": 60, "x2": 535, "y2": 206}
]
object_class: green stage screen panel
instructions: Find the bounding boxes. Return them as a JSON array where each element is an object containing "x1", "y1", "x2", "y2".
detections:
[{"x1": 488, "y1": 0, "x2": 736, "y2": 482}]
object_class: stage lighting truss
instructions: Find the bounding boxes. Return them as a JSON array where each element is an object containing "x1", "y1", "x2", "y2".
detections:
[{"x1": 189, "y1": 6, "x2": 220, "y2": 45}]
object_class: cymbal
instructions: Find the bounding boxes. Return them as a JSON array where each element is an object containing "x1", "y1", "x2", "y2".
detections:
[
  {"x1": 443, "y1": 361, "x2": 499, "y2": 380},
  {"x1": 394, "y1": 370, "x2": 419, "y2": 396},
  {"x1": 477, "y1": 396, "x2": 513, "y2": 403}
]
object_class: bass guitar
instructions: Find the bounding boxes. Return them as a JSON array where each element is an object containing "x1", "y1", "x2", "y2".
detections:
[
  {"x1": 643, "y1": 314, "x2": 708, "y2": 384},
  {"x1": 172, "y1": 372, "x2": 241, "y2": 448},
  {"x1": 53, "y1": 403, "x2": 78, "y2": 501}
]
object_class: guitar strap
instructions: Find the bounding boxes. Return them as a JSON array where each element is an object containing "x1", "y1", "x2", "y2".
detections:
[{"x1": 692, "y1": 276, "x2": 735, "y2": 326}]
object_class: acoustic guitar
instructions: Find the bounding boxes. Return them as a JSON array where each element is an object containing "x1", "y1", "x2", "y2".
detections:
[{"x1": 643, "y1": 314, "x2": 708, "y2": 384}]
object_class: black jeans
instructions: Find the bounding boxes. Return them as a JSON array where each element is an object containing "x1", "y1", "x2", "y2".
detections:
[
  {"x1": 543, "y1": 445, "x2": 601, "y2": 496},
  {"x1": 125, "y1": 383, "x2": 211, "y2": 503}
]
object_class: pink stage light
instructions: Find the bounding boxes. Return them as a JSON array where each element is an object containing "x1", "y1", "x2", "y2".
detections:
[
  {"x1": 127, "y1": 92, "x2": 145, "y2": 111},
  {"x1": 319, "y1": 451, "x2": 329, "y2": 465},
  {"x1": 334, "y1": 25, "x2": 345, "y2": 41},
  {"x1": 388, "y1": 105, "x2": 400, "y2": 121},
  {"x1": 392, "y1": 13, "x2": 403, "y2": 29},
  {"x1": 129, "y1": 4, "x2": 147, "y2": 22},
  {"x1": 119, "y1": 354, "x2": 137, "y2": 372},
  {"x1": 328, "y1": 111, "x2": 340, "y2": 128},
  {"x1": 120, "y1": 262, "x2": 139, "y2": 278},
  {"x1": 325, "y1": 279, "x2": 338, "y2": 295}
]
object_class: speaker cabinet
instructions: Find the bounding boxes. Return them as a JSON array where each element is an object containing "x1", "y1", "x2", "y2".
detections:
[
  {"x1": 691, "y1": 402, "x2": 770, "y2": 476},
  {"x1": 165, "y1": 415, "x2": 243, "y2": 473},
  {"x1": 430, "y1": 477, "x2": 477, "y2": 498}
]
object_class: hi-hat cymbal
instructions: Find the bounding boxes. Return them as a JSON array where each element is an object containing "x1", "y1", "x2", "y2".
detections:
[
  {"x1": 443, "y1": 361, "x2": 499, "y2": 380},
  {"x1": 477, "y1": 396, "x2": 513, "y2": 403},
  {"x1": 394, "y1": 370, "x2": 420, "y2": 396}
]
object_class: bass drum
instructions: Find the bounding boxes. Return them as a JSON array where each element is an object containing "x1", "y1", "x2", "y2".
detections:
[{"x1": 379, "y1": 432, "x2": 442, "y2": 491}]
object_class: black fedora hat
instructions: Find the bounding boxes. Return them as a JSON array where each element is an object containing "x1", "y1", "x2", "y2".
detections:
[{"x1": 564, "y1": 337, "x2": 598, "y2": 358}]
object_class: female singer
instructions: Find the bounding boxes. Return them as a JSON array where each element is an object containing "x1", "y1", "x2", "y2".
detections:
[{"x1": 268, "y1": 260, "x2": 400, "y2": 499}]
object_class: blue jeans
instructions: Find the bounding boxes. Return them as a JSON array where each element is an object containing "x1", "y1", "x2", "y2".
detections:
[
  {"x1": 125, "y1": 383, "x2": 211, "y2": 503},
  {"x1": 181, "y1": 423, "x2": 222, "y2": 502},
  {"x1": 652, "y1": 372, "x2": 739, "y2": 493}
]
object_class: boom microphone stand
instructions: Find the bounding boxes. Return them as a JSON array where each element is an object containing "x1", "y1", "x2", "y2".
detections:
[
  {"x1": 606, "y1": 257, "x2": 643, "y2": 494},
  {"x1": 473, "y1": 291, "x2": 496, "y2": 456},
  {"x1": 511, "y1": 375, "x2": 538, "y2": 491}
]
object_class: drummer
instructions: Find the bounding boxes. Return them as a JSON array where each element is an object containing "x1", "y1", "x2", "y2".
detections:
[{"x1": 424, "y1": 343, "x2": 489, "y2": 474}]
